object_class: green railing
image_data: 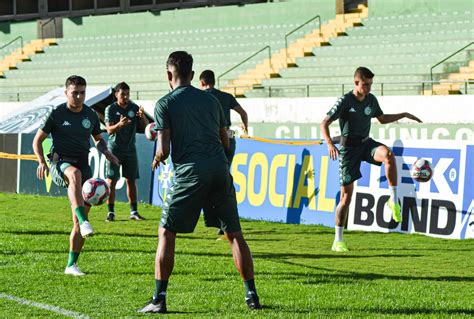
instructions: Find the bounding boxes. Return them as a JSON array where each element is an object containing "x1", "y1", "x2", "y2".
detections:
[
  {"x1": 217, "y1": 45, "x2": 273, "y2": 89},
  {"x1": 0, "y1": 36, "x2": 24, "y2": 58},
  {"x1": 285, "y1": 14, "x2": 322, "y2": 67},
  {"x1": 430, "y1": 41, "x2": 474, "y2": 92}
]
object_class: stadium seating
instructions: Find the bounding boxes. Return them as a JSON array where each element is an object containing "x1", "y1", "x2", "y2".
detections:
[
  {"x1": 241, "y1": 5, "x2": 474, "y2": 97},
  {"x1": 0, "y1": 1, "x2": 334, "y2": 101},
  {"x1": 0, "y1": 0, "x2": 472, "y2": 101}
]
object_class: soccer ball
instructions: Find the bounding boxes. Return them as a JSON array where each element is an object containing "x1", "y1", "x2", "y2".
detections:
[
  {"x1": 145, "y1": 122, "x2": 157, "y2": 141},
  {"x1": 82, "y1": 178, "x2": 110, "y2": 206},
  {"x1": 410, "y1": 158, "x2": 433, "y2": 183}
]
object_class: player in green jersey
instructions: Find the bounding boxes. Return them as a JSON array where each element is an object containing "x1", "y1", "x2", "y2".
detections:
[
  {"x1": 199, "y1": 69, "x2": 248, "y2": 240},
  {"x1": 139, "y1": 51, "x2": 261, "y2": 313},
  {"x1": 320, "y1": 67, "x2": 422, "y2": 252},
  {"x1": 104, "y1": 82, "x2": 149, "y2": 222},
  {"x1": 33, "y1": 75, "x2": 120, "y2": 275}
]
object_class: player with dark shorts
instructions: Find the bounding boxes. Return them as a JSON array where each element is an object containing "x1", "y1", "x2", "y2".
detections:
[
  {"x1": 320, "y1": 67, "x2": 422, "y2": 252},
  {"x1": 33, "y1": 75, "x2": 120, "y2": 276},
  {"x1": 199, "y1": 69, "x2": 249, "y2": 240},
  {"x1": 104, "y1": 82, "x2": 149, "y2": 222},
  {"x1": 139, "y1": 51, "x2": 261, "y2": 313}
]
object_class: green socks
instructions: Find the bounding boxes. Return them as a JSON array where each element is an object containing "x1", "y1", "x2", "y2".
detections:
[
  {"x1": 153, "y1": 280, "x2": 168, "y2": 300},
  {"x1": 244, "y1": 279, "x2": 258, "y2": 300},
  {"x1": 67, "y1": 251, "x2": 80, "y2": 267},
  {"x1": 74, "y1": 206, "x2": 88, "y2": 225}
]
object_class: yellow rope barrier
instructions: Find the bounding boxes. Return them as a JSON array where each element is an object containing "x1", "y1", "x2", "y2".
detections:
[
  {"x1": 240, "y1": 135, "x2": 324, "y2": 146},
  {"x1": 0, "y1": 152, "x2": 37, "y2": 161},
  {"x1": 0, "y1": 136, "x2": 323, "y2": 161}
]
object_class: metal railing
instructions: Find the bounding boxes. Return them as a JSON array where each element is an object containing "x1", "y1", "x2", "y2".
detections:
[
  {"x1": 0, "y1": 36, "x2": 24, "y2": 57},
  {"x1": 40, "y1": 18, "x2": 57, "y2": 39},
  {"x1": 285, "y1": 14, "x2": 322, "y2": 67},
  {"x1": 1, "y1": 80, "x2": 472, "y2": 102},
  {"x1": 430, "y1": 41, "x2": 474, "y2": 92},
  {"x1": 217, "y1": 45, "x2": 272, "y2": 89}
]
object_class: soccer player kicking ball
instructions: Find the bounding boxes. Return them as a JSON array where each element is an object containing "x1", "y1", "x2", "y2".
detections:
[
  {"x1": 320, "y1": 67, "x2": 422, "y2": 252},
  {"x1": 33, "y1": 75, "x2": 120, "y2": 276},
  {"x1": 139, "y1": 51, "x2": 261, "y2": 313}
]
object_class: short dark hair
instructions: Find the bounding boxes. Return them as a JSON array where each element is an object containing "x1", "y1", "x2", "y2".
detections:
[
  {"x1": 114, "y1": 82, "x2": 130, "y2": 92},
  {"x1": 166, "y1": 51, "x2": 193, "y2": 79},
  {"x1": 65, "y1": 75, "x2": 86, "y2": 87},
  {"x1": 354, "y1": 66, "x2": 375, "y2": 80},
  {"x1": 199, "y1": 70, "x2": 215, "y2": 86},
  {"x1": 354, "y1": 67, "x2": 374, "y2": 80}
]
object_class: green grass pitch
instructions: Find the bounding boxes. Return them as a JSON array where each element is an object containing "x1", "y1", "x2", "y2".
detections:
[{"x1": 0, "y1": 193, "x2": 472, "y2": 318}]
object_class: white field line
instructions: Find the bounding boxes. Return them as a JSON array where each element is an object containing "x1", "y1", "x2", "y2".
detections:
[{"x1": 0, "y1": 293, "x2": 90, "y2": 318}]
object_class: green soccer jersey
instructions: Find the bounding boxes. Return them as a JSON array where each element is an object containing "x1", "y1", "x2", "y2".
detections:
[
  {"x1": 327, "y1": 91, "x2": 383, "y2": 137},
  {"x1": 205, "y1": 88, "x2": 239, "y2": 127},
  {"x1": 41, "y1": 103, "x2": 101, "y2": 157},
  {"x1": 105, "y1": 102, "x2": 139, "y2": 152},
  {"x1": 154, "y1": 85, "x2": 228, "y2": 177}
]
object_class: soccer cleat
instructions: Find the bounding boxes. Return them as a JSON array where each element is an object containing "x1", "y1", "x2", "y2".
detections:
[
  {"x1": 387, "y1": 200, "x2": 402, "y2": 222},
  {"x1": 138, "y1": 298, "x2": 167, "y2": 314},
  {"x1": 130, "y1": 212, "x2": 145, "y2": 221},
  {"x1": 245, "y1": 295, "x2": 262, "y2": 310},
  {"x1": 64, "y1": 264, "x2": 85, "y2": 276},
  {"x1": 332, "y1": 241, "x2": 349, "y2": 252},
  {"x1": 216, "y1": 233, "x2": 228, "y2": 241},
  {"x1": 105, "y1": 212, "x2": 115, "y2": 222},
  {"x1": 79, "y1": 221, "x2": 94, "y2": 238}
]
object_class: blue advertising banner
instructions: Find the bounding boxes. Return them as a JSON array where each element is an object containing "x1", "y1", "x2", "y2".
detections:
[
  {"x1": 150, "y1": 138, "x2": 340, "y2": 227},
  {"x1": 150, "y1": 137, "x2": 474, "y2": 239}
]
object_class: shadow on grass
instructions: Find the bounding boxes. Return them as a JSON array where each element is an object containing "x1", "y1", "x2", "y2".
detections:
[{"x1": 277, "y1": 259, "x2": 474, "y2": 283}]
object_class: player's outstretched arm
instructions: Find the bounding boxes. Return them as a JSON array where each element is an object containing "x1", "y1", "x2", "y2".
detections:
[
  {"x1": 377, "y1": 113, "x2": 423, "y2": 124},
  {"x1": 320, "y1": 116, "x2": 339, "y2": 160},
  {"x1": 32, "y1": 129, "x2": 50, "y2": 180}
]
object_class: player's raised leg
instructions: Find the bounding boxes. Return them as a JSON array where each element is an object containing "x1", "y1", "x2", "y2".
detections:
[{"x1": 373, "y1": 145, "x2": 402, "y2": 222}]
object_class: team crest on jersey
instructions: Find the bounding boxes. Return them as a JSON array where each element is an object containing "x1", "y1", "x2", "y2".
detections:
[
  {"x1": 82, "y1": 118, "x2": 91, "y2": 129},
  {"x1": 128, "y1": 110, "x2": 135, "y2": 118},
  {"x1": 364, "y1": 106, "x2": 372, "y2": 116}
]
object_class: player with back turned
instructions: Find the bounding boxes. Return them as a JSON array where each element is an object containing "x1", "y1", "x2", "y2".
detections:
[{"x1": 139, "y1": 51, "x2": 262, "y2": 313}]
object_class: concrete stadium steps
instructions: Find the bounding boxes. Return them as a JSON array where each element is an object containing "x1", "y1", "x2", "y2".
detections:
[
  {"x1": 0, "y1": 39, "x2": 57, "y2": 78},
  {"x1": 222, "y1": 5, "x2": 369, "y2": 96}
]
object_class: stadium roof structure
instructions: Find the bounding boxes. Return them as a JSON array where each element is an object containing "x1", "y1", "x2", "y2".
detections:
[{"x1": 0, "y1": 86, "x2": 113, "y2": 133}]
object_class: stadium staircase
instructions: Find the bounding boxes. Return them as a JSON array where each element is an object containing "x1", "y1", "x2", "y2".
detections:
[
  {"x1": 431, "y1": 58, "x2": 474, "y2": 95},
  {"x1": 0, "y1": 1, "x2": 335, "y2": 102},
  {"x1": 237, "y1": 4, "x2": 474, "y2": 98},
  {"x1": 222, "y1": 5, "x2": 368, "y2": 97},
  {"x1": 0, "y1": 38, "x2": 57, "y2": 78}
]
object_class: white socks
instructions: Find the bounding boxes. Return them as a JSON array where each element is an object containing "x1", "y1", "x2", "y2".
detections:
[
  {"x1": 335, "y1": 226, "x2": 344, "y2": 242},
  {"x1": 389, "y1": 186, "x2": 398, "y2": 203}
]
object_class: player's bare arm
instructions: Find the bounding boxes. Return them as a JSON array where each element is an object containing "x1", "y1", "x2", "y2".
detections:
[
  {"x1": 219, "y1": 127, "x2": 230, "y2": 151},
  {"x1": 137, "y1": 106, "x2": 150, "y2": 126},
  {"x1": 32, "y1": 129, "x2": 50, "y2": 180},
  {"x1": 106, "y1": 115, "x2": 131, "y2": 134},
  {"x1": 320, "y1": 115, "x2": 339, "y2": 160},
  {"x1": 233, "y1": 105, "x2": 248, "y2": 134},
  {"x1": 377, "y1": 112, "x2": 423, "y2": 124},
  {"x1": 152, "y1": 129, "x2": 170, "y2": 170},
  {"x1": 93, "y1": 134, "x2": 120, "y2": 166}
]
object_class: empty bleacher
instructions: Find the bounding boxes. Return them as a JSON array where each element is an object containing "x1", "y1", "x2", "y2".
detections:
[{"x1": 0, "y1": 1, "x2": 334, "y2": 101}]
